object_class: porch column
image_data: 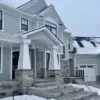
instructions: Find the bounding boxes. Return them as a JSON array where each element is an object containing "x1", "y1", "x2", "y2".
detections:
[
  {"x1": 15, "y1": 39, "x2": 34, "y2": 94},
  {"x1": 18, "y1": 39, "x2": 31, "y2": 69},
  {"x1": 49, "y1": 47, "x2": 60, "y2": 70},
  {"x1": 49, "y1": 47, "x2": 63, "y2": 82}
]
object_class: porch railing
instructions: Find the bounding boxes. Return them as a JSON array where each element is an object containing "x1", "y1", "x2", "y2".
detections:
[{"x1": 75, "y1": 70, "x2": 84, "y2": 81}]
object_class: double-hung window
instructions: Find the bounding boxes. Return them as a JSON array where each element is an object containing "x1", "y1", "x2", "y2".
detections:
[
  {"x1": 0, "y1": 10, "x2": 2, "y2": 30},
  {"x1": 45, "y1": 21, "x2": 57, "y2": 35},
  {"x1": 21, "y1": 18, "x2": 28, "y2": 31}
]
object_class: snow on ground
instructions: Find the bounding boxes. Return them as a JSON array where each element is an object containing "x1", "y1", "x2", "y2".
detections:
[
  {"x1": 68, "y1": 83, "x2": 100, "y2": 95},
  {"x1": 0, "y1": 95, "x2": 56, "y2": 100}
]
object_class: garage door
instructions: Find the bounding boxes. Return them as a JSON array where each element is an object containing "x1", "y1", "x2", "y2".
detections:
[{"x1": 78, "y1": 65, "x2": 96, "y2": 82}]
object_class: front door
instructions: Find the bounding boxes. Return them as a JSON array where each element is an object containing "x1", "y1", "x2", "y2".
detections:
[
  {"x1": 46, "y1": 53, "x2": 50, "y2": 78},
  {"x1": 12, "y1": 51, "x2": 19, "y2": 79}
]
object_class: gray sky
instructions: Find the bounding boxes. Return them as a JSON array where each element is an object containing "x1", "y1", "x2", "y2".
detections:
[{"x1": 0, "y1": 0, "x2": 100, "y2": 37}]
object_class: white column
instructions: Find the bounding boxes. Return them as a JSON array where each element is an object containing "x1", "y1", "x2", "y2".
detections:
[
  {"x1": 49, "y1": 47, "x2": 60, "y2": 70},
  {"x1": 18, "y1": 39, "x2": 31, "y2": 69}
]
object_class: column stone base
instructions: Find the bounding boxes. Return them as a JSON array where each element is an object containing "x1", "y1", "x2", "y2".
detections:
[
  {"x1": 15, "y1": 69, "x2": 34, "y2": 94},
  {"x1": 48, "y1": 70, "x2": 64, "y2": 83}
]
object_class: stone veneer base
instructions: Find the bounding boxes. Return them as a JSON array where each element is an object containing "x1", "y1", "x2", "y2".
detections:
[
  {"x1": 15, "y1": 69, "x2": 34, "y2": 94},
  {"x1": 48, "y1": 70, "x2": 64, "y2": 83}
]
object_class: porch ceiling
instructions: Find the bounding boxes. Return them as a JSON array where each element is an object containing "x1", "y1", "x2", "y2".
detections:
[{"x1": 23, "y1": 27, "x2": 63, "y2": 47}]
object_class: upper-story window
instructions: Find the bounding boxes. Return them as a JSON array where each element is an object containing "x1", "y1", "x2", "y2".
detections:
[
  {"x1": 0, "y1": 10, "x2": 2, "y2": 30},
  {"x1": 45, "y1": 21, "x2": 57, "y2": 35},
  {"x1": 21, "y1": 18, "x2": 28, "y2": 31}
]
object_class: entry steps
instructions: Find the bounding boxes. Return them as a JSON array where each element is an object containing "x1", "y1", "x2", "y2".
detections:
[{"x1": 28, "y1": 81, "x2": 100, "y2": 100}]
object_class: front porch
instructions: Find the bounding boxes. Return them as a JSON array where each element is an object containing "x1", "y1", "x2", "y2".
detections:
[
  {"x1": 14, "y1": 27, "x2": 63, "y2": 79},
  {"x1": 11, "y1": 27, "x2": 63, "y2": 93}
]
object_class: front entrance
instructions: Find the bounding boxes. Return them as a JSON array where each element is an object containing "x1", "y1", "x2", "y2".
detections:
[
  {"x1": 12, "y1": 51, "x2": 19, "y2": 79},
  {"x1": 78, "y1": 64, "x2": 96, "y2": 82},
  {"x1": 36, "y1": 51, "x2": 50, "y2": 79}
]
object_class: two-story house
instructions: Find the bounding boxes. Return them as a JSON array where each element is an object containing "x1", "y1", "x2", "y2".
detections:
[{"x1": 0, "y1": 0, "x2": 73, "y2": 92}]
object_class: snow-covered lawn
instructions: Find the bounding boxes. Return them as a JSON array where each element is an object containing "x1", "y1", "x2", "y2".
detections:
[
  {"x1": 0, "y1": 95, "x2": 56, "y2": 100},
  {"x1": 68, "y1": 83, "x2": 100, "y2": 95}
]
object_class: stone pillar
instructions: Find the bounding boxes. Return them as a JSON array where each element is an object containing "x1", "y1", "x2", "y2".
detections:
[
  {"x1": 15, "y1": 39, "x2": 34, "y2": 94},
  {"x1": 49, "y1": 47, "x2": 63, "y2": 82}
]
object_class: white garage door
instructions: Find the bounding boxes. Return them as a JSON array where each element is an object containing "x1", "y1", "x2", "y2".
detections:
[{"x1": 79, "y1": 65, "x2": 96, "y2": 82}]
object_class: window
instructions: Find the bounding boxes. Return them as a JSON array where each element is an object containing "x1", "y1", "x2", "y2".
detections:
[
  {"x1": 87, "y1": 65, "x2": 94, "y2": 68},
  {"x1": 45, "y1": 21, "x2": 57, "y2": 35},
  {"x1": 21, "y1": 18, "x2": 28, "y2": 31},
  {"x1": 80, "y1": 65, "x2": 86, "y2": 68},
  {"x1": 68, "y1": 44, "x2": 70, "y2": 50},
  {"x1": 62, "y1": 46, "x2": 65, "y2": 59},
  {"x1": 0, "y1": 10, "x2": 2, "y2": 30}
]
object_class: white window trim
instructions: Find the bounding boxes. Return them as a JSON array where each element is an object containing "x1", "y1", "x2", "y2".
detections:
[
  {"x1": 19, "y1": 17, "x2": 29, "y2": 32},
  {"x1": 0, "y1": 46, "x2": 3, "y2": 73},
  {"x1": 45, "y1": 51, "x2": 51, "y2": 78},
  {"x1": 44, "y1": 19, "x2": 58, "y2": 36},
  {"x1": 10, "y1": 47, "x2": 12, "y2": 80},
  {"x1": 0, "y1": 10, "x2": 4, "y2": 32}
]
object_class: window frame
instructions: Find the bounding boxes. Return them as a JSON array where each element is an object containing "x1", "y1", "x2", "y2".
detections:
[
  {"x1": 21, "y1": 18, "x2": 28, "y2": 31},
  {"x1": 45, "y1": 21, "x2": 57, "y2": 36}
]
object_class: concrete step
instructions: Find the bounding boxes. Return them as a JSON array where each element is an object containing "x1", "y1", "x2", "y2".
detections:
[
  {"x1": 28, "y1": 88, "x2": 83, "y2": 99},
  {"x1": 58, "y1": 91, "x2": 97, "y2": 100},
  {"x1": 34, "y1": 82, "x2": 59, "y2": 87},
  {"x1": 28, "y1": 84, "x2": 84, "y2": 99},
  {"x1": 0, "y1": 81, "x2": 20, "y2": 98},
  {"x1": 85, "y1": 96, "x2": 100, "y2": 100},
  {"x1": 34, "y1": 79, "x2": 56, "y2": 83},
  {"x1": 28, "y1": 84, "x2": 74, "y2": 93},
  {"x1": 47, "y1": 88, "x2": 84, "y2": 96}
]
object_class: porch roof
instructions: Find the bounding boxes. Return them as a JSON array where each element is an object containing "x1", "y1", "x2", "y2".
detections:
[
  {"x1": 23, "y1": 26, "x2": 63, "y2": 47},
  {"x1": 0, "y1": 32, "x2": 20, "y2": 44}
]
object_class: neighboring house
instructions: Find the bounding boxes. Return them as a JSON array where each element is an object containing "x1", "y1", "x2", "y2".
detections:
[
  {"x1": 0, "y1": 0, "x2": 73, "y2": 91},
  {"x1": 74, "y1": 40, "x2": 100, "y2": 82}
]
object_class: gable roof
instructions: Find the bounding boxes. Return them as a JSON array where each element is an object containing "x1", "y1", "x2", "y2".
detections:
[
  {"x1": 17, "y1": 0, "x2": 48, "y2": 15},
  {"x1": 23, "y1": 26, "x2": 63, "y2": 46},
  {"x1": 17, "y1": 0, "x2": 47, "y2": 9},
  {"x1": 39, "y1": 5, "x2": 66, "y2": 29}
]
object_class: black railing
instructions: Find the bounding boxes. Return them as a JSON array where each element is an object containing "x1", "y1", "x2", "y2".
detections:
[{"x1": 75, "y1": 70, "x2": 84, "y2": 81}]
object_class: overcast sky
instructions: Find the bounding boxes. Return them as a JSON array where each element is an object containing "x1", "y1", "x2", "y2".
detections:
[{"x1": 0, "y1": 0, "x2": 100, "y2": 37}]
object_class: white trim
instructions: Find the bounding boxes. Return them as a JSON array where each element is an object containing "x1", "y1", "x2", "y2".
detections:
[
  {"x1": 23, "y1": 27, "x2": 63, "y2": 46},
  {"x1": 44, "y1": 51, "x2": 47, "y2": 78},
  {"x1": 58, "y1": 53, "x2": 61, "y2": 68},
  {"x1": 0, "y1": 45, "x2": 3, "y2": 74},
  {"x1": 19, "y1": 17, "x2": 29, "y2": 32},
  {"x1": 10, "y1": 47, "x2": 12, "y2": 80},
  {"x1": 12, "y1": 49, "x2": 20, "y2": 52},
  {"x1": 19, "y1": 16, "x2": 21, "y2": 32}
]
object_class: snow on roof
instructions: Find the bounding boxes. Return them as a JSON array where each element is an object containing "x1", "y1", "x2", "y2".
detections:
[{"x1": 74, "y1": 40, "x2": 100, "y2": 54}]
